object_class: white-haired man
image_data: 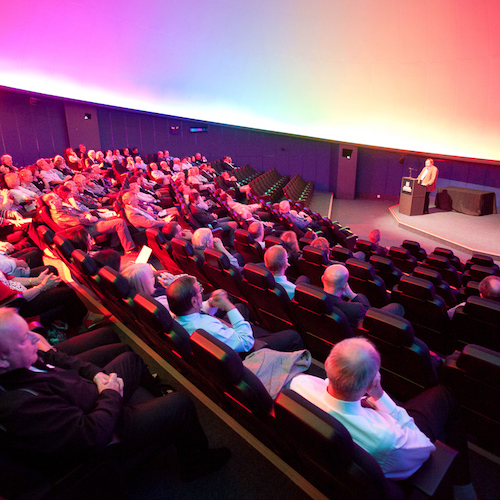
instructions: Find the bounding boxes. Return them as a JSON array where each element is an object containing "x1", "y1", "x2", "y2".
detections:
[{"x1": 291, "y1": 338, "x2": 476, "y2": 498}]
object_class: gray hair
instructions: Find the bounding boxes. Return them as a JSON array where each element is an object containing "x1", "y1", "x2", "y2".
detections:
[{"x1": 325, "y1": 337, "x2": 380, "y2": 398}]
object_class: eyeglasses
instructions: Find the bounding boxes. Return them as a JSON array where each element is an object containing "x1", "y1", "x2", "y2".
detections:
[{"x1": 197, "y1": 282, "x2": 204, "y2": 295}]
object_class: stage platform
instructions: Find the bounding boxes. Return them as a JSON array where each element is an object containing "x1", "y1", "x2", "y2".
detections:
[{"x1": 309, "y1": 192, "x2": 500, "y2": 264}]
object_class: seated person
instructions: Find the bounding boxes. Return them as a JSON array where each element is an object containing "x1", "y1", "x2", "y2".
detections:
[
  {"x1": 121, "y1": 262, "x2": 170, "y2": 312},
  {"x1": 46, "y1": 193, "x2": 136, "y2": 255},
  {"x1": 0, "y1": 308, "x2": 231, "y2": 485},
  {"x1": 162, "y1": 221, "x2": 193, "y2": 242},
  {"x1": 4, "y1": 173, "x2": 37, "y2": 212},
  {"x1": 0, "y1": 268, "x2": 88, "y2": 333},
  {"x1": 18, "y1": 168, "x2": 43, "y2": 196},
  {"x1": 290, "y1": 338, "x2": 477, "y2": 498},
  {"x1": 264, "y1": 245, "x2": 309, "y2": 300},
  {"x1": 321, "y1": 265, "x2": 404, "y2": 328},
  {"x1": 312, "y1": 236, "x2": 365, "y2": 262},
  {"x1": 167, "y1": 276, "x2": 303, "y2": 353},
  {"x1": 368, "y1": 229, "x2": 388, "y2": 256},
  {"x1": 248, "y1": 221, "x2": 265, "y2": 249},
  {"x1": 122, "y1": 190, "x2": 174, "y2": 229},
  {"x1": 280, "y1": 231, "x2": 302, "y2": 278},
  {"x1": 279, "y1": 200, "x2": 319, "y2": 231},
  {"x1": 93, "y1": 248, "x2": 122, "y2": 271},
  {"x1": 448, "y1": 275, "x2": 500, "y2": 319},
  {"x1": 0, "y1": 154, "x2": 16, "y2": 173},
  {"x1": 0, "y1": 249, "x2": 57, "y2": 278},
  {"x1": 37, "y1": 158, "x2": 71, "y2": 189},
  {"x1": 192, "y1": 227, "x2": 242, "y2": 269}
]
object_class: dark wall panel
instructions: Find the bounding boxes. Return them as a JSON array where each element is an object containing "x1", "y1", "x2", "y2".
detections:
[
  {"x1": 138, "y1": 114, "x2": 155, "y2": 157},
  {"x1": 97, "y1": 108, "x2": 113, "y2": 151}
]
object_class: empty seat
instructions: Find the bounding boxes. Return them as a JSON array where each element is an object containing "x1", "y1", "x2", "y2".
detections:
[
  {"x1": 345, "y1": 258, "x2": 389, "y2": 308},
  {"x1": 464, "y1": 253, "x2": 499, "y2": 273},
  {"x1": 421, "y1": 254, "x2": 463, "y2": 289},
  {"x1": 71, "y1": 249, "x2": 100, "y2": 292},
  {"x1": 94, "y1": 266, "x2": 137, "y2": 327},
  {"x1": 387, "y1": 246, "x2": 418, "y2": 274},
  {"x1": 369, "y1": 255, "x2": 402, "y2": 291},
  {"x1": 432, "y1": 247, "x2": 464, "y2": 273},
  {"x1": 330, "y1": 246, "x2": 353, "y2": 263},
  {"x1": 412, "y1": 266, "x2": 458, "y2": 308},
  {"x1": 462, "y1": 264, "x2": 497, "y2": 286},
  {"x1": 290, "y1": 283, "x2": 353, "y2": 362},
  {"x1": 451, "y1": 296, "x2": 500, "y2": 352},
  {"x1": 391, "y1": 275, "x2": 453, "y2": 355},
  {"x1": 360, "y1": 308, "x2": 440, "y2": 402},
  {"x1": 442, "y1": 344, "x2": 500, "y2": 454},
  {"x1": 190, "y1": 328, "x2": 274, "y2": 419},
  {"x1": 402, "y1": 240, "x2": 427, "y2": 262},
  {"x1": 264, "y1": 235, "x2": 283, "y2": 249},
  {"x1": 233, "y1": 229, "x2": 264, "y2": 264}
]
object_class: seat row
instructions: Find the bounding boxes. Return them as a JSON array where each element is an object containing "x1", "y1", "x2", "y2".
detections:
[
  {"x1": 283, "y1": 174, "x2": 314, "y2": 207},
  {"x1": 248, "y1": 168, "x2": 290, "y2": 203}
]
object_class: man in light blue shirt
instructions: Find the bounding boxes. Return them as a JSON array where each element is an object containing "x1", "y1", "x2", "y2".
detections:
[{"x1": 167, "y1": 276, "x2": 303, "y2": 353}]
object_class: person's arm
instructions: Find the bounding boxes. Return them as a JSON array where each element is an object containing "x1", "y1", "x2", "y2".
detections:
[
  {"x1": 364, "y1": 372, "x2": 436, "y2": 479},
  {"x1": 206, "y1": 290, "x2": 254, "y2": 352},
  {"x1": 1, "y1": 375, "x2": 123, "y2": 456}
]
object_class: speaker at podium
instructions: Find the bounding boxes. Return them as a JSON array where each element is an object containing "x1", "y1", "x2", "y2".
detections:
[{"x1": 399, "y1": 177, "x2": 426, "y2": 216}]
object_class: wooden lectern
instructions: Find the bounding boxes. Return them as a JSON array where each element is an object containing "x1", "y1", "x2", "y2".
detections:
[{"x1": 399, "y1": 177, "x2": 426, "y2": 216}]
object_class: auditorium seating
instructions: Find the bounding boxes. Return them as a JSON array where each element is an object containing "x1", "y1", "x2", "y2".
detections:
[
  {"x1": 283, "y1": 174, "x2": 314, "y2": 207},
  {"x1": 391, "y1": 275, "x2": 453, "y2": 355},
  {"x1": 145, "y1": 227, "x2": 184, "y2": 274},
  {"x1": 298, "y1": 245, "x2": 330, "y2": 287},
  {"x1": 421, "y1": 253, "x2": 463, "y2": 289},
  {"x1": 190, "y1": 328, "x2": 274, "y2": 420},
  {"x1": 411, "y1": 266, "x2": 458, "y2": 308},
  {"x1": 233, "y1": 229, "x2": 264, "y2": 264},
  {"x1": 387, "y1": 246, "x2": 418, "y2": 274},
  {"x1": 401, "y1": 240, "x2": 427, "y2": 262},
  {"x1": 345, "y1": 258, "x2": 389, "y2": 309},
  {"x1": 369, "y1": 255, "x2": 402, "y2": 291},
  {"x1": 432, "y1": 247, "x2": 464, "y2": 273},
  {"x1": 451, "y1": 296, "x2": 500, "y2": 352},
  {"x1": 461, "y1": 264, "x2": 497, "y2": 286},
  {"x1": 442, "y1": 344, "x2": 500, "y2": 454},
  {"x1": 331, "y1": 246, "x2": 353, "y2": 263},
  {"x1": 464, "y1": 253, "x2": 499, "y2": 273},
  {"x1": 290, "y1": 283, "x2": 353, "y2": 362},
  {"x1": 248, "y1": 168, "x2": 290, "y2": 203},
  {"x1": 354, "y1": 239, "x2": 385, "y2": 261},
  {"x1": 274, "y1": 389, "x2": 457, "y2": 500},
  {"x1": 170, "y1": 238, "x2": 216, "y2": 294},
  {"x1": 359, "y1": 308, "x2": 440, "y2": 402},
  {"x1": 242, "y1": 263, "x2": 295, "y2": 332}
]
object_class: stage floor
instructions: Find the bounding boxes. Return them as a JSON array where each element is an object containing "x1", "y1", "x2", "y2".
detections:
[{"x1": 309, "y1": 192, "x2": 500, "y2": 264}]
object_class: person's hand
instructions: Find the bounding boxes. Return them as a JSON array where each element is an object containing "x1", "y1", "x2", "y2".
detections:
[
  {"x1": 94, "y1": 372, "x2": 123, "y2": 397},
  {"x1": 208, "y1": 289, "x2": 234, "y2": 312},
  {"x1": 181, "y1": 229, "x2": 193, "y2": 241},
  {"x1": 37, "y1": 271, "x2": 61, "y2": 290},
  {"x1": 213, "y1": 237, "x2": 225, "y2": 252},
  {"x1": 14, "y1": 259, "x2": 29, "y2": 269},
  {"x1": 33, "y1": 269, "x2": 50, "y2": 285},
  {"x1": 33, "y1": 331, "x2": 53, "y2": 352},
  {"x1": 0, "y1": 241, "x2": 15, "y2": 253},
  {"x1": 163, "y1": 214, "x2": 175, "y2": 222},
  {"x1": 342, "y1": 283, "x2": 357, "y2": 301},
  {"x1": 366, "y1": 372, "x2": 384, "y2": 401}
]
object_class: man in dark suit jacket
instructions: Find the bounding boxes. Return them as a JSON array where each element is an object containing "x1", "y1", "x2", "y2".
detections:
[
  {"x1": 321, "y1": 264, "x2": 404, "y2": 328},
  {"x1": 0, "y1": 308, "x2": 230, "y2": 486}
]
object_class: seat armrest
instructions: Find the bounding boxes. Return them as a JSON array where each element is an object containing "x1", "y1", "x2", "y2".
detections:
[{"x1": 409, "y1": 440, "x2": 457, "y2": 497}]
